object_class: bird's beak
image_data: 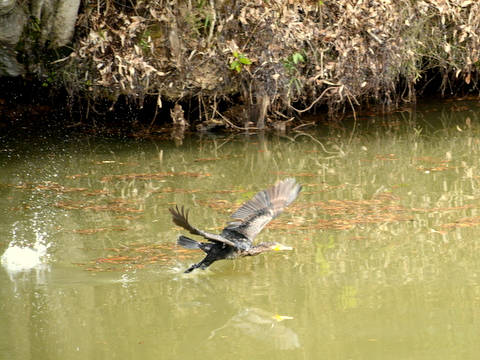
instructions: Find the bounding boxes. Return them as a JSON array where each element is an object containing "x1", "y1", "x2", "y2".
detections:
[
  {"x1": 273, "y1": 314, "x2": 294, "y2": 322},
  {"x1": 273, "y1": 244, "x2": 293, "y2": 251}
]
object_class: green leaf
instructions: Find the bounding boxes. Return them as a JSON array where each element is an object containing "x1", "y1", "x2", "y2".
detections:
[
  {"x1": 292, "y1": 52, "x2": 305, "y2": 64},
  {"x1": 230, "y1": 60, "x2": 242, "y2": 72},
  {"x1": 239, "y1": 56, "x2": 252, "y2": 65}
]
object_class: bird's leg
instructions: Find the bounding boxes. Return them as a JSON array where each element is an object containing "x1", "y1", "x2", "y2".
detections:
[
  {"x1": 184, "y1": 257, "x2": 215, "y2": 273},
  {"x1": 184, "y1": 264, "x2": 198, "y2": 273},
  {"x1": 184, "y1": 260, "x2": 206, "y2": 273}
]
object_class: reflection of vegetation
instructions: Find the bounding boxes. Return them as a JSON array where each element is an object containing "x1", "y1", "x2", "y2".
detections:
[
  {"x1": 315, "y1": 238, "x2": 335, "y2": 276},
  {"x1": 5, "y1": 116, "x2": 480, "y2": 358},
  {"x1": 339, "y1": 286, "x2": 357, "y2": 309},
  {"x1": 6, "y1": 115, "x2": 480, "y2": 280}
]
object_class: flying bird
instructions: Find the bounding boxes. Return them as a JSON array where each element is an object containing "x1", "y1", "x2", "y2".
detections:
[{"x1": 170, "y1": 178, "x2": 301, "y2": 273}]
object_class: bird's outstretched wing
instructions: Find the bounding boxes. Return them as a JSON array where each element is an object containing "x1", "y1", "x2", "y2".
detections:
[
  {"x1": 169, "y1": 206, "x2": 239, "y2": 247},
  {"x1": 225, "y1": 178, "x2": 302, "y2": 241}
]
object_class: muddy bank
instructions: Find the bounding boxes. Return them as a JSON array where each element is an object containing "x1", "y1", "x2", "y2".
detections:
[{"x1": 2, "y1": 0, "x2": 480, "y2": 130}]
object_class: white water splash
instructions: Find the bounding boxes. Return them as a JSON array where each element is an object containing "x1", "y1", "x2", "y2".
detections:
[
  {"x1": 1, "y1": 243, "x2": 49, "y2": 272},
  {"x1": 1, "y1": 224, "x2": 51, "y2": 274}
]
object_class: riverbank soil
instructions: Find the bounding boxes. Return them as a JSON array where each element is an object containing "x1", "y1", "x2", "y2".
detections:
[{"x1": 1, "y1": 0, "x2": 480, "y2": 131}]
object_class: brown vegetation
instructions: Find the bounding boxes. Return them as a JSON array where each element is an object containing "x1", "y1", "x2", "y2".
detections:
[{"x1": 62, "y1": 0, "x2": 480, "y2": 128}]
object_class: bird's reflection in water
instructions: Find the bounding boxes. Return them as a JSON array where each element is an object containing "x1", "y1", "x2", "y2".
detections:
[{"x1": 205, "y1": 307, "x2": 301, "y2": 350}]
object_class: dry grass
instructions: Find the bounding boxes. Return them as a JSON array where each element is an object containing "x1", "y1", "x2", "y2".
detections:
[{"x1": 62, "y1": 0, "x2": 480, "y2": 126}]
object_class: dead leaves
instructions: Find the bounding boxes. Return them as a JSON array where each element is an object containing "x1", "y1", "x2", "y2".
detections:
[
  {"x1": 414, "y1": 156, "x2": 454, "y2": 172},
  {"x1": 189, "y1": 186, "x2": 480, "y2": 233},
  {"x1": 69, "y1": 228, "x2": 130, "y2": 235},
  {"x1": 191, "y1": 191, "x2": 411, "y2": 231},
  {"x1": 54, "y1": 199, "x2": 144, "y2": 213},
  {"x1": 65, "y1": 0, "x2": 480, "y2": 125},
  {"x1": 81, "y1": 243, "x2": 198, "y2": 272},
  {"x1": 195, "y1": 155, "x2": 244, "y2": 162},
  {"x1": 75, "y1": 6, "x2": 166, "y2": 93},
  {"x1": 100, "y1": 171, "x2": 209, "y2": 182},
  {"x1": 6, "y1": 172, "x2": 211, "y2": 214},
  {"x1": 441, "y1": 216, "x2": 480, "y2": 229},
  {"x1": 9, "y1": 181, "x2": 110, "y2": 196}
]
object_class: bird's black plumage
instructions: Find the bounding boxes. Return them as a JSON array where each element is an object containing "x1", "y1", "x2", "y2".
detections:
[{"x1": 170, "y1": 178, "x2": 301, "y2": 273}]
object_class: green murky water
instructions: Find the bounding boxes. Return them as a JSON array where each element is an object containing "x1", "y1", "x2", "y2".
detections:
[{"x1": 2, "y1": 99, "x2": 480, "y2": 359}]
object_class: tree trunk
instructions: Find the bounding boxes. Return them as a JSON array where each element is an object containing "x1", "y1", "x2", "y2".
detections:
[
  {"x1": 0, "y1": 0, "x2": 27, "y2": 76},
  {"x1": 0, "y1": 0, "x2": 80, "y2": 76}
]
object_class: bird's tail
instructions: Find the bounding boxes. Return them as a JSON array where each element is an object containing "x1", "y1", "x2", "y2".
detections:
[
  {"x1": 177, "y1": 236, "x2": 213, "y2": 273},
  {"x1": 177, "y1": 235, "x2": 201, "y2": 249}
]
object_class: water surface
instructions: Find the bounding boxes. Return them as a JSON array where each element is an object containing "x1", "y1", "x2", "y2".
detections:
[{"x1": 2, "y1": 99, "x2": 480, "y2": 359}]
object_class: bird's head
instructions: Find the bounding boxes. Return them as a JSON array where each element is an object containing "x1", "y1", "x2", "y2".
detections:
[
  {"x1": 246, "y1": 242, "x2": 293, "y2": 256},
  {"x1": 272, "y1": 243, "x2": 293, "y2": 251}
]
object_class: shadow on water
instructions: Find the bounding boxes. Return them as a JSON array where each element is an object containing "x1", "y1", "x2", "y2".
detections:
[{"x1": 2, "y1": 98, "x2": 480, "y2": 359}]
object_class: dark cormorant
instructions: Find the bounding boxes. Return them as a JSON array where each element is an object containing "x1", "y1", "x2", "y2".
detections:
[{"x1": 170, "y1": 178, "x2": 302, "y2": 273}]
